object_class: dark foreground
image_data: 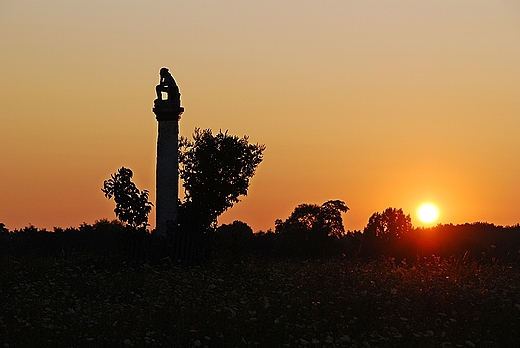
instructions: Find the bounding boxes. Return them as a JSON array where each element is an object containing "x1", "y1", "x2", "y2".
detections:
[{"x1": 1, "y1": 256, "x2": 519, "y2": 347}]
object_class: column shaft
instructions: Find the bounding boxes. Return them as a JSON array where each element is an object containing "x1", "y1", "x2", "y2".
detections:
[{"x1": 156, "y1": 120, "x2": 178, "y2": 237}]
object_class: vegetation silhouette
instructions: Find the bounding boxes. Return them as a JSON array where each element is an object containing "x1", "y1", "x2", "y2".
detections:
[
  {"x1": 275, "y1": 200, "x2": 349, "y2": 257},
  {"x1": 178, "y1": 128, "x2": 265, "y2": 235},
  {"x1": 147, "y1": 128, "x2": 264, "y2": 264},
  {"x1": 102, "y1": 167, "x2": 153, "y2": 229},
  {"x1": 94, "y1": 128, "x2": 265, "y2": 263},
  {"x1": 0, "y1": 220, "x2": 126, "y2": 260},
  {"x1": 4, "y1": 218, "x2": 520, "y2": 266},
  {"x1": 362, "y1": 207, "x2": 413, "y2": 259}
]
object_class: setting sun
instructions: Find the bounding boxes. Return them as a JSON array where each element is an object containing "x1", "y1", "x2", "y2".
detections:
[{"x1": 417, "y1": 203, "x2": 439, "y2": 224}]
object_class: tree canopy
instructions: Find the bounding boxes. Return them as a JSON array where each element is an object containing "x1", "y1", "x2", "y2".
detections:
[
  {"x1": 364, "y1": 207, "x2": 413, "y2": 242},
  {"x1": 178, "y1": 128, "x2": 265, "y2": 232},
  {"x1": 101, "y1": 167, "x2": 153, "y2": 229},
  {"x1": 275, "y1": 200, "x2": 349, "y2": 239}
]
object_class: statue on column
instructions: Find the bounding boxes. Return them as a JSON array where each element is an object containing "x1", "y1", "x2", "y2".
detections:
[
  {"x1": 155, "y1": 67, "x2": 179, "y2": 101},
  {"x1": 153, "y1": 67, "x2": 184, "y2": 121}
]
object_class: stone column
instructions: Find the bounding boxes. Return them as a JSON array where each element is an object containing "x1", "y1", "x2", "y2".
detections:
[{"x1": 152, "y1": 68, "x2": 184, "y2": 237}]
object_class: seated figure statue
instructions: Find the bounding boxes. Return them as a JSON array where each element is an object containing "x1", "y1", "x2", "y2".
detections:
[
  {"x1": 155, "y1": 67, "x2": 179, "y2": 102},
  {"x1": 153, "y1": 67, "x2": 184, "y2": 121}
]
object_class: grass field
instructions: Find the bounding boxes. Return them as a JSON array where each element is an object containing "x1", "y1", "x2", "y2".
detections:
[{"x1": 1, "y1": 255, "x2": 519, "y2": 347}]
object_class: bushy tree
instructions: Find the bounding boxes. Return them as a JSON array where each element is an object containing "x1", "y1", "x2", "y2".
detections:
[
  {"x1": 178, "y1": 128, "x2": 265, "y2": 233},
  {"x1": 276, "y1": 203, "x2": 322, "y2": 238},
  {"x1": 364, "y1": 207, "x2": 412, "y2": 242},
  {"x1": 360, "y1": 207, "x2": 413, "y2": 258},
  {"x1": 320, "y1": 200, "x2": 351, "y2": 238},
  {"x1": 274, "y1": 200, "x2": 349, "y2": 257},
  {"x1": 276, "y1": 200, "x2": 349, "y2": 240},
  {"x1": 102, "y1": 167, "x2": 153, "y2": 229}
]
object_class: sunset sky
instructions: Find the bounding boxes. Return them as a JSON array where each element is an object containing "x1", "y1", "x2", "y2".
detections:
[{"x1": 1, "y1": 1, "x2": 519, "y2": 232}]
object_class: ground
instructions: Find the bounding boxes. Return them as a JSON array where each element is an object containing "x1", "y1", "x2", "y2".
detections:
[{"x1": 1, "y1": 255, "x2": 519, "y2": 347}]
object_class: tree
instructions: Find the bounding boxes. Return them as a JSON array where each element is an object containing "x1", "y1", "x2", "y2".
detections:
[
  {"x1": 276, "y1": 200, "x2": 349, "y2": 239},
  {"x1": 274, "y1": 200, "x2": 349, "y2": 257},
  {"x1": 364, "y1": 207, "x2": 412, "y2": 243},
  {"x1": 178, "y1": 128, "x2": 265, "y2": 233},
  {"x1": 276, "y1": 203, "x2": 322, "y2": 240},
  {"x1": 102, "y1": 167, "x2": 153, "y2": 229},
  {"x1": 361, "y1": 207, "x2": 414, "y2": 259},
  {"x1": 320, "y1": 200, "x2": 350, "y2": 238}
]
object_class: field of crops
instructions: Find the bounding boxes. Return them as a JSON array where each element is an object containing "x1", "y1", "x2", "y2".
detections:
[{"x1": 1, "y1": 255, "x2": 519, "y2": 347}]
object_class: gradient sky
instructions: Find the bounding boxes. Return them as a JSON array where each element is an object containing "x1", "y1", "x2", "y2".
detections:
[{"x1": 1, "y1": 1, "x2": 519, "y2": 232}]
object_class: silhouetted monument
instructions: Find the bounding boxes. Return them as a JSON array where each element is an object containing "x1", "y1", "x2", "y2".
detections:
[{"x1": 153, "y1": 68, "x2": 184, "y2": 237}]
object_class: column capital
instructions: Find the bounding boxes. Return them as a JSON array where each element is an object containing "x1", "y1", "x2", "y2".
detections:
[{"x1": 153, "y1": 99, "x2": 184, "y2": 121}]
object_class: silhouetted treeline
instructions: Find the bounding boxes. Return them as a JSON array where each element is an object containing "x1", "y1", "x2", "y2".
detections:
[
  {"x1": 1, "y1": 221, "x2": 520, "y2": 264},
  {"x1": 411, "y1": 222, "x2": 520, "y2": 263},
  {"x1": 0, "y1": 220, "x2": 126, "y2": 259},
  {"x1": 209, "y1": 222, "x2": 518, "y2": 264}
]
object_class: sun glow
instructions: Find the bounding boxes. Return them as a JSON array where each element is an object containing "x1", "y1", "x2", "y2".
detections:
[{"x1": 417, "y1": 203, "x2": 439, "y2": 224}]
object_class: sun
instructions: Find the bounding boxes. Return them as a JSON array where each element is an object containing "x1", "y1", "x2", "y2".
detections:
[{"x1": 417, "y1": 203, "x2": 439, "y2": 224}]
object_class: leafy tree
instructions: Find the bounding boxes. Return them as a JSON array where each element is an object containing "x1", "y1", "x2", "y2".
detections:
[
  {"x1": 102, "y1": 167, "x2": 153, "y2": 229},
  {"x1": 178, "y1": 128, "x2": 265, "y2": 232},
  {"x1": 360, "y1": 207, "x2": 413, "y2": 259},
  {"x1": 275, "y1": 200, "x2": 349, "y2": 240},
  {"x1": 274, "y1": 200, "x2": 348, "y2": 257},
  {"x1": 276, "y1": 204, "x2": 322, "y2": 238},
  {"x1": 364, "y1": 207, "x2": 412, "y2": 242},
  {"x1": 320, "y1": 200, "x2": 351, "y2": 238}
]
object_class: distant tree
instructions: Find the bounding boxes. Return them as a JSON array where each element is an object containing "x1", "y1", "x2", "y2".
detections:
[
  {"x1": 364, "y1": 207, "x2": 413, "y2": 243},
  {"x1": 360, "y1": 208, "x2": 414, "y2": 259},
  {"x1": 276, "y1": 204, "x2": 322, "y2": 240},
  {"x1": 276, "y1": 200, "x2": 349, "y2": 240},
  {"x1": 102, "y1": 167, "x2": 153, "y2": 229},
  {"x1": 320, "y1": 200, "x2": 350, "y2": 238},
  {"x1": 178, "y1": 128, "x2": 265, "y2": 233},
  {"x1": 274, "y1": 200, "x2": 348, "y2": 257}
]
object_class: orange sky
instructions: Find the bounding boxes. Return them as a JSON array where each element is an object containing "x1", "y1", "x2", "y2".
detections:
[{"x1": 1, "y1": 1, "x2": 520, "y2": 232}]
